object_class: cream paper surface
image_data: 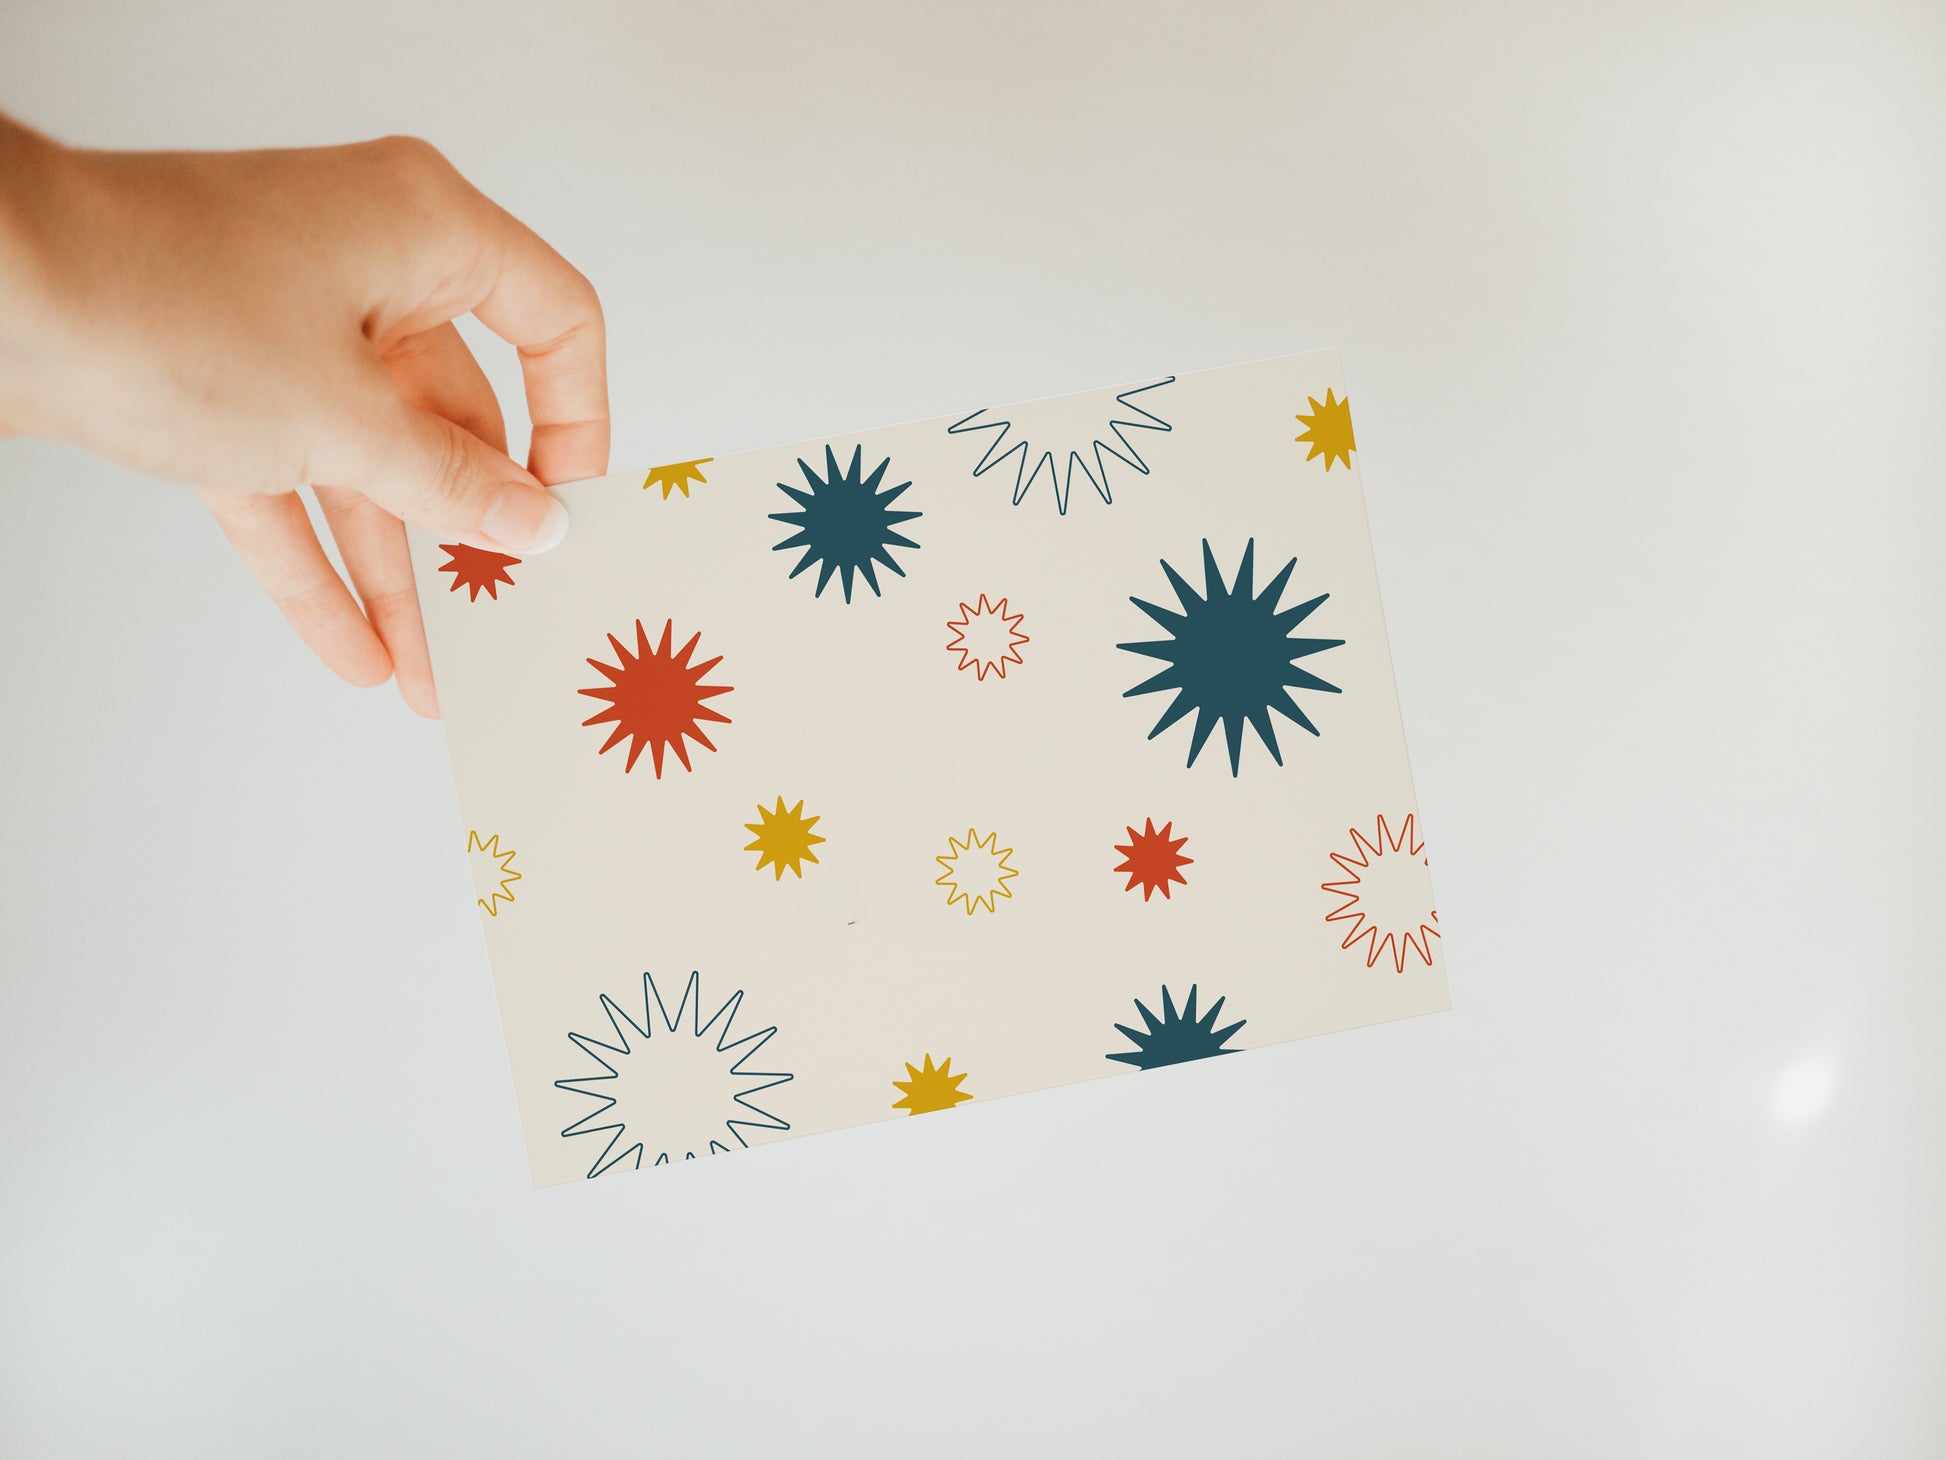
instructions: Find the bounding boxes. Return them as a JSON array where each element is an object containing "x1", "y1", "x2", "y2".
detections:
[{"x1": 410, "y1": 350, "x2": 1447, "y2": 1186}]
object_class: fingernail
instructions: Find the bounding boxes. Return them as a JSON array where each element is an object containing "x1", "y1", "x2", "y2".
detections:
[{"x1": 482, "y1": 484, "x2": 570, "y2": 554}]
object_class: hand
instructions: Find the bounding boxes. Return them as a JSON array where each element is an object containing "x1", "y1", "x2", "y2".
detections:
[{"x1": 0, "y1": 116, "x2": 608, "y2": 717}]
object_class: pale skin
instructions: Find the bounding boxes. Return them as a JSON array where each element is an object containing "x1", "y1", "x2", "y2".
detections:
[{"x1": 0, "y1": 112, "x2": 607, "y2": 717}]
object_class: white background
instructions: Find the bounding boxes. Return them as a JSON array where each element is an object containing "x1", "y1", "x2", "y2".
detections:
[{"x1": 1, "y1": 2, "x2": 1941, "y2": 1455}]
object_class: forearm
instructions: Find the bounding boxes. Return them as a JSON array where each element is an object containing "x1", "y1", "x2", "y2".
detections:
[
  {"x1": 0, "y1": 120, "x2": 284, "y2": 472},
  {"x1": 0, "y1": 114, "x2": 80, "y2": 437}
]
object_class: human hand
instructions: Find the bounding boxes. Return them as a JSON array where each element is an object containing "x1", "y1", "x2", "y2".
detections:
[{"x1": 0, "y1": 116, "x2": 607, "y2": 716}]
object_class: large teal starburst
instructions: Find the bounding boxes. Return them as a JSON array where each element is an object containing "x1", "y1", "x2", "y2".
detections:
[
  {"x1": 1118, "y1": 538, "x2": 1343, "y2": 776},
  {"x1": 770, "y1": 444, "x2": 922, "y2": 602},
  {"x1": 1106, "y1": 984, "x2": 1246, "y2": 1070}
]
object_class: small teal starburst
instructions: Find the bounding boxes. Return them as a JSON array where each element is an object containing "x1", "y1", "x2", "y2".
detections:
[
  {"x1": 770, "y1": 444, "x2": 922, "y2": 602},
  {"x1": 1106, "y1": 984, "x2": 1246, "y2": 1070},
  {"x1": 1118, "y1": 538, "x2": 1343, "y2": 775}
]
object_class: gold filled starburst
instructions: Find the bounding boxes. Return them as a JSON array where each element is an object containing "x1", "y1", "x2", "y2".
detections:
[
  {"x1": 892, "y1": 1054, "x2": 974, "y2": 1115},
  {"x1": 743, "y1": 797, "x2": 827, "y2": 881},
  {"x1": 642, "y1": 458, "x2": 715, "y2": 499},
  {"x1": 1294, "y1": 389, "x2": 1356, "y2": 471}
]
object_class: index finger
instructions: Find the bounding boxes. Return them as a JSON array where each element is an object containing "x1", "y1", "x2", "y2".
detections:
[{"x1": 469, "y1": 201, "x2": 610, "y2": 488}]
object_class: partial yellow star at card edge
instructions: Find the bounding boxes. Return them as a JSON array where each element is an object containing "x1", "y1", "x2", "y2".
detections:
[
  {"x1": 892, "y1": 1053, "x2": 974, "y2": 1115},
  {"x1": 934, "y1": 827, "x2": 1019, "y2": 916},
  {"x1": 1294, "y1": 389, "x2": 1356, "y2": 471},
  {"x1": 642, "y1": 457, "x2": 715, "y2": 499},
  {"x1": 743, "y1": 796, "x2": 827, "y2": 881},
  {"x1": 466, "y1": 829, "x2": 521, "y2": 916}
]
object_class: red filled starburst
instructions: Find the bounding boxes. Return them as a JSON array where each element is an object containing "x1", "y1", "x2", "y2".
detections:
[
  {"x1": 438, "y1": 542, "x2": 521, "y2": 601},
  {"x1": 1320, "y1": 813, "x2": 1440, "y2": 973},
  {"x1": 1113, "y1": 818, "x2": 1193, "y2": 901},
  {"x1": 579, "y1": 618, "x2": 733, "y2": 776}
]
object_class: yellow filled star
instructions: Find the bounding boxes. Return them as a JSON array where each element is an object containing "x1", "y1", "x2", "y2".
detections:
[
  {"x1": 466, "y1": 830, "x2": 521, "y2": 917},
  {"x1": 934, "y1": 827, "x2": 1018, "y2": 915},
  {"x1": 642, "y1": 457, "x2": 715, "y2": 499},
  {"x1": 1294, "y1": 389, "x2": 1356, "y2": 471},
  {"x1": 743, "y1": 796, "x2": 826, "y2": 880},
  {"x1": 892, "y1": 1054, "x2": 973, "y2": 1114}
]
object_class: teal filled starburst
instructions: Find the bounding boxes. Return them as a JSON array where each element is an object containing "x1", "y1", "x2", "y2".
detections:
[
  {"x1": 1106, "y1": 984, "x2": 1246, "y2": 1070},
  {"x1": 1118, "y1": 538, "x2": 1343, "y2": 776},
  {"x1": 770, "y1": 444, "x2": 922, "y2": 602}
]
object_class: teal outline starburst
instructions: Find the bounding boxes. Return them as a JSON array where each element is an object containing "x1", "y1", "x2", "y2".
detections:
[
  {"x1": 555, "y1": 970, "x2": 792, "y2": 1177},
  {"x1": 946, "y1": 376, "x2": 1175, "y2": 515}
]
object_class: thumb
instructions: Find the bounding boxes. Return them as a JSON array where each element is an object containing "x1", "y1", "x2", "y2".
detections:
[{"x1": 327, "y1": 393, "x2": 571, "y2": 554}]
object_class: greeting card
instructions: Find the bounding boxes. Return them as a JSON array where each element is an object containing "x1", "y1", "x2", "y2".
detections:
[{"x1": 411, "y1": 350, "x2": 1446, "y2": 1184}]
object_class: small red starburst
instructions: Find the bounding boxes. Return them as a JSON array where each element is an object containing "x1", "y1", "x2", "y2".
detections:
[
  {"x1": 579, "y1": 618, "x2": 733, "y2": 777},
  {"x1": 437, "y1": 542, "x2": 521, "y2": 601},
  {"x1": 945, "y1": 593, "x2": 1030, "y2": 682},
  {"x1": 1113, "y1": 818, "x2": 1193, "y2": 901}
]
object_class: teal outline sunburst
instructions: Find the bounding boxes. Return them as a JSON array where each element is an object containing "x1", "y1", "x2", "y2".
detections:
[
  {"x1": 555, "y1": 970, "x2": 792, "y2": 1177},
  {"x1": 946, "y1": 376, "x2": 1176, "y2": 515}
]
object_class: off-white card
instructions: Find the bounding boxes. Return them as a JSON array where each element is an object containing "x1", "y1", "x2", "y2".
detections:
[{"x1": 410, "y1": 350, "x2": 1447, "y2": 1186}]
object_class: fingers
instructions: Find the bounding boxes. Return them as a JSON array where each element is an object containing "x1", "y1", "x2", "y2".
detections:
[
  {"x1": 308, "y1": 353, "x2": 567, "y2": 554},
  {"x1": 314, "y1": 487, "x2": 436, "y2": 718},
  {"x1": 199, "y1": 489, "x2": 393, "y2": 691},
  {"x1": 324, "y1": 137, "x2": 606, "y2": 492},
  {"x1": 313, "y1": 321, "x2": 510, "y2": 720},
  {"x1": 381, "y1": 322, "x2": 508, "y2": 454},
  {"x1": 467, "y1": 201, "x2": 609, "y2": 486},
  {"x1": 216, "y1": 325, "x2": 509, "y2": 719}
]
